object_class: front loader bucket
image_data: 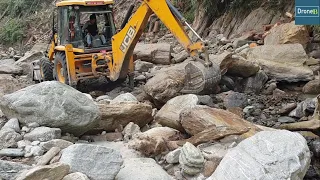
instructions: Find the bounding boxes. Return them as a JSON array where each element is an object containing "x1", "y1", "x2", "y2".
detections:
[{"x1": 181, "y1": 60, "x2": 221, "y2": 94}]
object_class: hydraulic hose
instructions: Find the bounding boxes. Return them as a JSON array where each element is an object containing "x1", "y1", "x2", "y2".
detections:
[{"x1": 120, "y1": 4, "x2": 135, "y2": 29}]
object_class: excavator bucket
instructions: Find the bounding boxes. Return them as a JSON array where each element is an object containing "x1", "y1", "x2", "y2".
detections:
[{"x1": 181, "y1": 60, "x2": 221, "y2": 94}]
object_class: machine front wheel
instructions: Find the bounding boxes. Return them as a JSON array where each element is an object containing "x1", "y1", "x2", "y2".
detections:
[
  {"x1": 53, "y1": 52, "x2": 69, "y2": 85},
  {"x1": 40, "y1": 57, "x2": 54, "y2": 81}
]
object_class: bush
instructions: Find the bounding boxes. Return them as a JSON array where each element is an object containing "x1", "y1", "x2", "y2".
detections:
[{"x1": 0, "y1": 18, "x2": 25, "y2": 44}]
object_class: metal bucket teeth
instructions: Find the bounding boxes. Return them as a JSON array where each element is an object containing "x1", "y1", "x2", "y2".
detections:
[{"x1": 181, "y1": 61, "x2": 221, "y2": 94}]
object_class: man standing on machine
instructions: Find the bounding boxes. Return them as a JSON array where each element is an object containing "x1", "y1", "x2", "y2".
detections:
[{"x1": 82, "y1": 14, "x2": 107, "y2": 47}]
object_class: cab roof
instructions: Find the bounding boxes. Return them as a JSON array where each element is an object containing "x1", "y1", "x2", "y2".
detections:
[{"x1": 56, "y1": 0, "x2": 114, "y2": 7}]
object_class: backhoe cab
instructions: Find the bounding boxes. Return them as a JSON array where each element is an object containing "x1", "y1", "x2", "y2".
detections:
[{"x1": 34, "y1": 0, "x2": 221, "y2": 94}]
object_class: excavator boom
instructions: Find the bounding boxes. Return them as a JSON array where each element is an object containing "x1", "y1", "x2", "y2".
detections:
[{"x1": 108, "y1": 0, "x2": 221, "y2": 94}]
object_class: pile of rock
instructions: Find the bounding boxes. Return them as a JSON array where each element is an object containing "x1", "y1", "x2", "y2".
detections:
[{"x1": 0, "y1": 17, "x2": 319, "y2": 180}]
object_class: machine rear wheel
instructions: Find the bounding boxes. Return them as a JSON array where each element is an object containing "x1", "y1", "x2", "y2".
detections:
[
  {"x1": 53, "y1": 52, "x2": 69, "y2": 84},
  {"x1": 40, "y1": 57, "x2": 54, "y2": 81}
]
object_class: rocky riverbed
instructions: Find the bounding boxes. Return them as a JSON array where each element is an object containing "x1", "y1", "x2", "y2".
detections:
[{"x1": 0, "y1": 18, "x2": 319, "y2": 180}]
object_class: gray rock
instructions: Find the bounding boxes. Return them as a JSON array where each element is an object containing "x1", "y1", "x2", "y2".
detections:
[
  {"x1": 27, "y1": 122, "x2": 40, "y2": 128},
  {"x1": 96, "y1": 95, "x2": 112, "y2": 102},
  {"x1": 24, "y1": 127, "x2": 61, "y2": 142},
  {"x1": 0, "y1": 128, "x2": 23, "y2": 149},
  {"x1": 166, "y1": 148, "x2": 181, "y2": 164},
  {"x1": 21, "y1": 126, "x2": 30, "y2": 133},
  {"x1": 179, "y1": 142, "x2": 205, "y2": 176},
  {"x1": 197, "y1": 95, "x2": 215, "y2": 107},
  {"x1": 25, "y1": 145, "x2": 45, "y2": 157},
  {"x1": 208, "y1": 130, "x2": 311, "y2": 180},
  {"x1": 110, "y1": 93, "x2": 138, "y2": 104},
  {"x1": 15, "y1": 162, "x2": 70, "y2": 180},
  {"x1": 31, "y1": 141, "x2": 40, "y2": 146},
  {"x1": 240, "y1": 70, "x2": 268, "y2": 94},
  {"x1": 172, "y1": 50, "x2": 189, "y2": 63},
  {"x1": 91, "y1": 141, "x2": 142, "y2": 159},
  {"x1": 0, "y1": 160, "x2": 31, "y2": 180},
  {"x1": 115, "y1": 158, "x2": 173, "y2": 180},
  {"x1": 0, "y1": 81, "x2": 100, "y2": 136},
  {"x1": 122, "y1": 122, "x2": 141, "y2": 142},
  {"x1": 17, "y1": 140, "x2": 31, "y2": 149},
  {"x1": 247, "y1": 44, "x2": 314, "y2": 82},
  {"x1": 198, "y1": 142, "x2": 235, "y2": 161},
  {"x1": 134, "y1": 60, "x2": 154, "y2": 73},
  {"x1": 0, "y1": 59, "x2": 23, "y2": 75},
  {"x1": 0, "y1": 148, "x2": 24, "y2": 157},
  {"x1": 40, "y1": 139, "x2": 73, "y2": 151},
  {"x1": 2, "y1": 118, "x2": 20, "y2": 133},
  {"x1": 278, "y1": 116, "x2": 296, "y2": 123},
  {"x1": 223, "y1": 91, "x2": 248, "y2": 109},
  {"x1": 135, "y1": 74, "x2": 146, "y2": 81},
  {"x1": 310, "y1": 140, "x2": 320, "y2": 158},
  {"x1": 62, "y1": 172, "x2": 90, "y2": 180},
  {"x1": 289, "y1": 98, "x2": 317, "y2": 118},
  {"x1": 243, "y1": 106, "x2": 255, "y2": 115},
  {"x1": 59, "y1": 144, "x2": 123, "y2": 180}
]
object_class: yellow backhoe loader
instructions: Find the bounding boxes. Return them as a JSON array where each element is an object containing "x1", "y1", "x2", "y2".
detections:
[{"x1": 33, "y1": 0, "x2": 221, "y2": 94}]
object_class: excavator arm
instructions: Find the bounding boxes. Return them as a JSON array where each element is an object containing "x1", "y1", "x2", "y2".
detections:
[{"x1": 108, "y1": 0, "x2": 221, "y2": 94}]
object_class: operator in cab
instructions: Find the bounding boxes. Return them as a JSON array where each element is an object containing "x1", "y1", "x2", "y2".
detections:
[{"x1": 82, "y1": 14, "x2": 107, "y2": 47}]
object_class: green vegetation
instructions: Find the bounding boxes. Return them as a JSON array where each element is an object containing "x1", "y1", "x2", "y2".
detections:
[
  {"x1": 0, "y1": 0, "x2": 42, "y2": 44},
  {"x1": 0, "y1": 19, "x2": 25, "y2": 44}
]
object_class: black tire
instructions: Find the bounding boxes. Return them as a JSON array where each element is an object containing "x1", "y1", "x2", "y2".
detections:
[
  {"x1": 53, "y1": 52, "x2": 69, "y2": 85},
  {"x1": 40, "y1": 57, "x2": 54, "y2": 81}
]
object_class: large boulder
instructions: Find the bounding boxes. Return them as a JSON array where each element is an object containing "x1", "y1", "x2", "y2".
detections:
[
  {"x1": 247, "y1": 44, "x2": 314, "y2": 82},
  {"x1": 59, "y1": 144, "x2": 123, "y2": 180},
  {"x1": 0, "y1": 59, "x2": 22, "y2": 75},
  {"x1": 208, "y1": 130, "x2": 311, "y2": 180},
  {"x1": 0, "y1": 160, "x2": 31, "y2": 180},
  {"x1": 115, "y1": 158, "x2": 173, "y2": 180},
  {"x1": 264, "y1": 22, "x2": 309, "y2": 48},
  {"x1": 209, "y1": 52, "x2": 235, "y2": 75},
  {"x1": 180, "y1": 105, "x2": 261, "y2": 138},
  {"x1": 144, "y1": 63, "x2": 186, "y2": 105},
  {"x1": 134, "y1": 43, "x2": 172, "y2": 65},
  {"x1": 97, "y1": 102, "x2": 153, "y2": 132},
  {"x1": 0, "y1": 82, "x2": 100, "y2": 136},
  {"x1": 227, "y1": 59, "x2": 260, "y2": 78},
  {"x1": 155, "y1": 94, "x2": 200, "y2": 132}
]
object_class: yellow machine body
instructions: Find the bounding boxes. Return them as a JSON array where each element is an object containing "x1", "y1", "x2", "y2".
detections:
[{"x1": 43, "y1": 0, "x2": 220, "y2": 93}]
